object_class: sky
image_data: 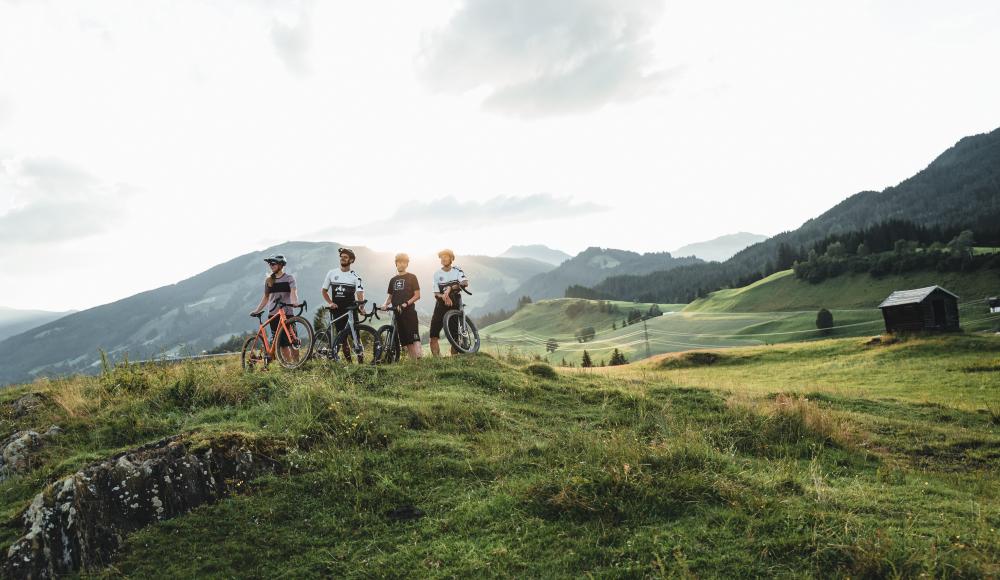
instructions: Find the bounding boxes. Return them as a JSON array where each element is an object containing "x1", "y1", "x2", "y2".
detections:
[{"x1": 1, "y1": 0, "x2": 999, "y2": 312}]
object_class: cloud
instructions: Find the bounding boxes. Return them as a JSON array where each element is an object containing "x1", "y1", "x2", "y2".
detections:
[
  {"x1": 0, "y1": 95, "x2": 10, "y2": 128},
  {"x1": 309, "y1": 193, "x2": 604, "y2": 239},
  {"x1": 418, "y1": 0, "x2": 671, "y2": 117},
  {"x1": 269, "y1": 1, "x2": 312, "y2": 76},
  {"x1": 0, "y1": 156, "x2": 131, "y2": 244}
]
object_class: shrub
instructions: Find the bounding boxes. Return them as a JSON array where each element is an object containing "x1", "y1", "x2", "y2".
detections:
[
  {"x1": 525, "y1": 363, "x2": 558, "y2": 380},
  {"x1": 816, "y1": 309, "x2": 834, "y2": 333}
]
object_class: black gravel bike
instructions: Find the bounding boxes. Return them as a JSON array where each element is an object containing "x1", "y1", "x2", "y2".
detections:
[
  {"x1": 442, "y1": 287, "x2": 480, "y2": 354},
  {"x1": 373, "y1": 306, "x2": 404, "y2": 363},
  {"x1": 314, "y1": 301, "x2": 381, "y2": 365}
]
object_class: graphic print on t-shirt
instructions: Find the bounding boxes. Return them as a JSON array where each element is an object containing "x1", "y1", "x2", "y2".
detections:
[
  {"x1": 322, "y1": 269, "x2": 364, "y2": 307},
  {"x1": 434, "y1": 266, "x2": 467, "y2": 295},
  {"x1": 388, "y1": 273, "x2": 419, "y2": 307}
]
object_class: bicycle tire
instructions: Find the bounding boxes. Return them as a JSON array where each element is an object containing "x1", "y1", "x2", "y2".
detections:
[
  {"x1": 241, "y1": 334, "x2": 268, "y2": 372},
  {"x1": 332, "y1": 324, "x2": 380, "y2": 365},
  {"x1": 314, "y1": 323, "x2": 335, "y2": 360},
  {"x1": 442, "y1": 310, "x2": 480, "y2": 354},
  {"x1": 376, "y1": 324, "x2": 400, "y2": 363},
  {"x1": 276, "y1": 316, "x2": 315, "y2": 369}
]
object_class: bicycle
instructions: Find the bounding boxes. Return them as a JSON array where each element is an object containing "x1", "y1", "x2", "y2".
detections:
[
  {"x1": 243, "y1": 301, "x2": 314, "y2": 371},
  {"x1": 314, "y1": 301, "x2": 381, "y2": 364},
  {"x1": 373, "y1": 306, "x2": 404, "y2": 363},
  {"x1": 442, "y1": 287, "x2": 480, "y2": 354}
]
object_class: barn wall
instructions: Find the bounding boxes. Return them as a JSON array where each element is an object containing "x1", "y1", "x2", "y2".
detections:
[{"x1": 880, "y1": 289, "x2": 960, "y2": 333}]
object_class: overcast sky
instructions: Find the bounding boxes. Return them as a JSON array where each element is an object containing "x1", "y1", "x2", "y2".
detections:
[{"x1": 1, "y1": 0, "x2": 998, "y2": 311}]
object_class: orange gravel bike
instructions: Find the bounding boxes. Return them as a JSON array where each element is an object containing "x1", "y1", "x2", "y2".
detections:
[{"x1": 242, "y1": 301, "x2": 315, "y2": 370}]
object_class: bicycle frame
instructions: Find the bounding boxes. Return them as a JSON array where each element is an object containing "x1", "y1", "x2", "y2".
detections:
[
  {"x1": 251, "y1": 308, "x2": 298, "y2": 362},
  {"x1": 323, "y1": 303, "x2": 376, "y2": 358}
]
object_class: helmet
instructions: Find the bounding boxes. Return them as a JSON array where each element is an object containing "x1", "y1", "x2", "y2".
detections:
[
  {"x1": 394, "y1": 253, "x2": 410, "y2": 263},
  {"x1": 264, "y1": 254, "x2": 287, "y2": 265},
  {"x1": 438, "y1": 249, "x2": 455, "y2": 261},
  {"x1": 338, "y1": 247, "x2": 356, "y2": 263}
]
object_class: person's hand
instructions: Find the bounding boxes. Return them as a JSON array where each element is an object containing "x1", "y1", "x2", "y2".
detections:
[
  {"x1": 250, "y1": 310, "x2": 262, "y2": 317},
  {"x1": 327, "y1": 303, "x2": 338, "y2": 310},
  {"x1": 443, "y1": 296, "x2": 453, "y2": 307}
]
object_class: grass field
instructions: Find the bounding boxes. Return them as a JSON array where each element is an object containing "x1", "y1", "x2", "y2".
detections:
[
  {"x1": 1, "y1": 334, "x2": 999, "y2": 577},
  {"x1": 686, "y1": 268, "x2": 1000, "y2": 313},
  {"x1": 481, "y1": 296, "x2": 1000, "y2": 366}
]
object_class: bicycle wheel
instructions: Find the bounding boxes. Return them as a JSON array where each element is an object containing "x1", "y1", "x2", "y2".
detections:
[
  {"x1": 241, "y1": 334, "x2": 268, "y2": 372},
  {"x1": 376, "y1": 325, "x2": 400, "y2": 363},
  {"x1": 332, "y1": 324, "x2": 380, "y2": 365},
  {"x1": 276, "y1": 316, "x2": 315, "y2": 369},
  {"x1": 443, "y1": 310, "x2": 480, "y2": 354},
  {"x1": 314, "y1": 324, "x2": 335, "y2": 360}
]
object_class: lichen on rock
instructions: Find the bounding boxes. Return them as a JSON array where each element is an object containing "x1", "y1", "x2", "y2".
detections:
[
  {"x1": 4, "y1": 434, "x2": 280, "y2": 579},
  {"x1": 1, "y1": 426, "x2": 61, "y2": 482}
]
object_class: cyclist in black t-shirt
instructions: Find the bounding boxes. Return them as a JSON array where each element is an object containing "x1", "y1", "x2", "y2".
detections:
[{"x1": 382, "y1": 253, "x2": 423, "y2": 359}]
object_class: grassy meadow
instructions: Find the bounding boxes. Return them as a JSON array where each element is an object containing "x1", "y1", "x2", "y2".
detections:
[
  {"x1": 1, "y1": 333, "x2": 999, "y2": 577},
  {"x1": 685, "y1": 269, "x2": 1000, "y2": 313}
]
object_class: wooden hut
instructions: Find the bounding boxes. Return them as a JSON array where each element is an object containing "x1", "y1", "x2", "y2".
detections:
[{"x1": 878, "y1": 286, "x2": 960, "y2": 333}]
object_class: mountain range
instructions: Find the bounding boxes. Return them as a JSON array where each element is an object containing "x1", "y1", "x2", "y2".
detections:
[
  {"x1": 0, "y1": 243, "x2": 553, "y2": 385},
  {"x1": 0, "y1": 307, "x2": 73, "y2": 342},
  {"x1": 728, "y1": 126, "x2": 1000, "y2": 275},
  {"x1": 672, "y1": 232, "x2": 768, "y2": 262},
  {"x1": 579, "y1": 126, "x2": 1000, "y2": 303},
  {"x1": 499, "y1": 245, "x2": 572, "y2": 266}
]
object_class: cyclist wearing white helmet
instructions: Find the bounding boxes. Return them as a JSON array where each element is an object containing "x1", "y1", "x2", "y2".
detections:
[
  {"x1": 429, "y1": 248, "x2": 468, "y2": 357},
  {"x1": 250, "y1": 254, "x2": 300, "y2": 361}
]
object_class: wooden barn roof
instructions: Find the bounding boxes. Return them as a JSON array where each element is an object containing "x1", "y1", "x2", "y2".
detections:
[{"x1": 878, "y1": 286, "x2": 959, "y2": 309}]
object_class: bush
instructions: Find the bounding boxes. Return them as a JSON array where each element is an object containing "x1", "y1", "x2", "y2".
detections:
[
  {"x1": 524, "y1": 363, "x2": 558, "y2": 380},
  {"x1": 816, "y1": 309, "x2": 834, "y2": 333}
]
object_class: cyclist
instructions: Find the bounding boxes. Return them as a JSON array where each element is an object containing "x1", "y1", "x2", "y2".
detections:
[
  {"x1": 250, "y1": 254, "x2": 300, "y2": 362},
  {"x1": 429, "y1": 248, "x2": 468, "y2": 357},
  {"x1": 382, "y1": 253, "x2": 423, "y2": 359},
  {"x1": 321, "y1": 247, "x2": 366, "y2": 359}
]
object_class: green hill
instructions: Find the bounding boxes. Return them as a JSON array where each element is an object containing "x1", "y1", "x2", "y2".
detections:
[
  {"x1": 687, "y1": 268, "x2": 1000, "y2": 312},
  {"x1": 481, "y1": 298, "x2": 889, "y2": 366},
  {"x1": 485, "y1": 269, "x2": 1000, "y2": 366},
  {"x1": 2, "y1": 336, "x2": 999, "y2": 577}
]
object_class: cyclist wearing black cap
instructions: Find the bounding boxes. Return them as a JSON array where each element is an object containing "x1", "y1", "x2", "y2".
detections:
[
  {"x1": 322, "y1": 248, "x2": 366, "y2": 353},
  {"x1": 250, "y1": 254, "x2": 300, "y2": 361},
  {"x1": 429, "y1": 248, "x2": 468, "y2": 357}
]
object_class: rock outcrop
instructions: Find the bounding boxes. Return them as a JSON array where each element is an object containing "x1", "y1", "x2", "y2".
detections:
[
  {"x1": 10, "y1": 394, "x2": 45, "y2": 418},
  {"x1": 0, "y1": 426, "x2": 62, "y2": 482},
  {"x1": 4, "y1": 434, "x2": 280, "y2": 579}
]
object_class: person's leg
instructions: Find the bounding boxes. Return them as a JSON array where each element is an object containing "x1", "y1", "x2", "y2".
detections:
[
  {"x1": 332, "y1": 313, "x2": 351, "y2": 360},
  {"x1": 429, "y1": 301, "x2": 446, "y2": 357},
  {"x1": 399, "y1": 309, "x2": 422, "y2": 359},
  {"x1": 268, "y1": 318, "x2": 280, "y2": 360}
]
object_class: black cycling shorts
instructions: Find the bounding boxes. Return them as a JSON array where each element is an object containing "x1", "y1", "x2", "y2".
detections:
[
  {"x1": 269, "y1": 318, "x2": 291, "y2": 347},
  {"x1": 429, "y1": 299, "x2": 459, "y2": 339},
  {"x1": 331, "y1": 308, "x2": 358, "y2": 336},
  {"x1": 395, "y1": 307, "x2": 420, "y2": 346}
]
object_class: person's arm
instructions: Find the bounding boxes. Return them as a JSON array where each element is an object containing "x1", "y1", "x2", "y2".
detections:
[
  {"x1": 290, "y1": 287, "x2": 300, "y2": 307},
  {"x1": 408, "y1": 289, "x2": 421, "y2": 308},
  {"x1": 383, "y1": 281, "x2": 392, "y2": 310},
  {"x1": 322, "y1": 288, "x2": 337, "y2": 309},
  {"x1": 355, "y1": 276, "x2": 365, "y2": 304}
]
